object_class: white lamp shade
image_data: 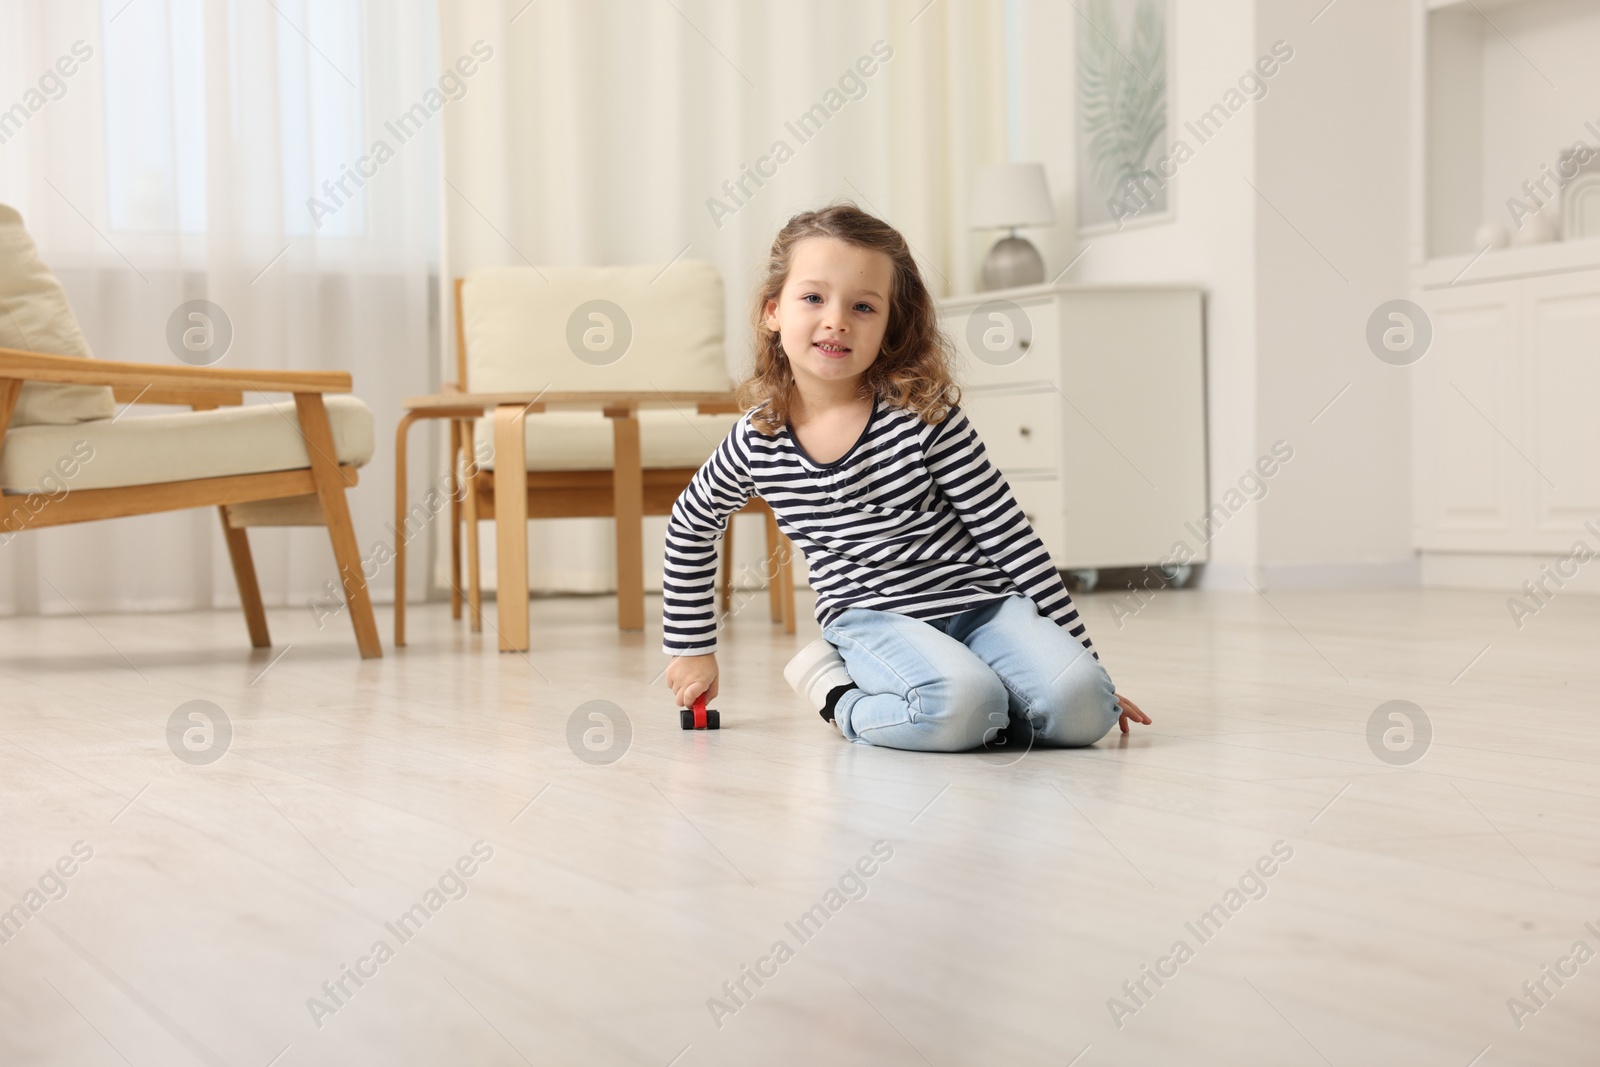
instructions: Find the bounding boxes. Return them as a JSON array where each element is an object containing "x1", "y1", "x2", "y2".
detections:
[{"x1": 969, "y1": 162, "x2": 1055, "y2": 229}]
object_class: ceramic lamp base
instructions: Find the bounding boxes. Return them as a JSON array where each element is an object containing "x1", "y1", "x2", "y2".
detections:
[{"x1": 981, "y1": 235, "x2": 1045, "y2": 290}]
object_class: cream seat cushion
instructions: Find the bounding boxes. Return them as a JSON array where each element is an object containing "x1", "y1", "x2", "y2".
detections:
[
  {"x1": 473, "y1": 408, "x2": 740, "y2": 472},
  {"x1": 0, "y1": 203, "x2": 116, "y2": 426},
  {"x1": 0, "y1": 395, "x2": 374, "y2": 493}
]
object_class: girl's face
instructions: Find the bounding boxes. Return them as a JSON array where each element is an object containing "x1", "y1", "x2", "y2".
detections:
[{"x1": 762, "y1": 236, "x2": 894, "y2": 394}]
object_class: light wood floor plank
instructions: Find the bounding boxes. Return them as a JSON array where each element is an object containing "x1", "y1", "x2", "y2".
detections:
[{"x1": 1, "y1": 586, "x2": 1597, "y2": 1065}]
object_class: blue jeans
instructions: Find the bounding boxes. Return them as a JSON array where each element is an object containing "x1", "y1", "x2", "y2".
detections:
[{"x1": 822, "y1": 594, "x2": 1120, "y2": 752}]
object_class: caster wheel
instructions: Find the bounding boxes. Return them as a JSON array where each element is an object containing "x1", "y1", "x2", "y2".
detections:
[
  {"x1": 1068, "y1": 568, "x2": 1100, "y2": 593},
  {"x1": 1159, "y1": 564, "x2": 1193, "y2": 587}
]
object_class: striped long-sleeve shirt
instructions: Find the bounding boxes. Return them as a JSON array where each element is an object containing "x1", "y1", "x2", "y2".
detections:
[{"x1": 661, "y1": 393, "x2": 1097, "y2": 660}]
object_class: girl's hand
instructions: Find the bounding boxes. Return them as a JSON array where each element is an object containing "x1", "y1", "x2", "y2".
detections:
[
  {"x1": 665, "y1": 653, "x2": 719, "y2": 710},
  {"x1": 1115, "y1": 692, "x2": 1151, "y2": 734}
]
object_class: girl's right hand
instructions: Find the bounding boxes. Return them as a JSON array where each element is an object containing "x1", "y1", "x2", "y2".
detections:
[{"x1": 665, "y1": 653, "x2": 719, "y2": 709}]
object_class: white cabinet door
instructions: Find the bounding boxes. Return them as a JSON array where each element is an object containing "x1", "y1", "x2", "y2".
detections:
[
  {"x1": 1057, "y1": 290, "x2": 1208, "y2": 567},
  {"x1": 1413, "y1": 281, "x2": 1520, "y2": 549},
  {"x1": 1523, "y1": 270, "x2": 1600, "y2": 543}
]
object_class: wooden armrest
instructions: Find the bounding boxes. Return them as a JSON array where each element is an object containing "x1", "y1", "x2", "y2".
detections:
[
  {"x1": 113, "y1": 386, "x2": 245, "y2": 408},
  {"x1": 402, "y1": 390, "x2": 740, "y2": 412},
  {"x1": 0, "y1": 347, "x2": 351, "y2": 395}
]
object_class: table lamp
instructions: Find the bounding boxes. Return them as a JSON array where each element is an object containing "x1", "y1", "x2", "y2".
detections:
[{"x1": 970, "y1": 162, "x2": 1055, "y2": 291}]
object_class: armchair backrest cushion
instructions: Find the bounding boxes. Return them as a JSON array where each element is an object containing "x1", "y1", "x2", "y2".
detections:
[
  {"x1": 0, "y1": 204, "x2": 116, "y2": 427},
  {"x1": 460, "y1": 261, "x2": 730, "y2": 393}
]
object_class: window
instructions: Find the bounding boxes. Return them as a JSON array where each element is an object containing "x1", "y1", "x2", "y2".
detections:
[{"x1": 100, "y1": 0, "x2": 365, "y2": 236}]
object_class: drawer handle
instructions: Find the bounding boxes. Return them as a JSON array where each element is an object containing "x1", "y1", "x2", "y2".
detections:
[
  {"x1": 1018, "y1": 426, "x2": 1031, "y2": 438},
  {"x1": 1019, "y1": 337, "x2": 1031, "y2": 350}
]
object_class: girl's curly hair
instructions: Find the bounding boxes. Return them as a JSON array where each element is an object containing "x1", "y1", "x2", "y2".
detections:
[{"x1": 735, "y1": 201, "x2": 961, "y2": 436}]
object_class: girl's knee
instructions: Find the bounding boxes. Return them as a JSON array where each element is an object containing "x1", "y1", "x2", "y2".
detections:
[
  {"x1": 911, "y1": 667, "x2": 1008, "y2": 751},
  {"x1": 1034, "y1": 656, "x2": 1119, "y2": 746}
]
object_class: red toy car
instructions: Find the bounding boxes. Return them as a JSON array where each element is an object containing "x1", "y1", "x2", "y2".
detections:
[{"x1": 679, "y1": 693, "x2": 720, "y2": 730}]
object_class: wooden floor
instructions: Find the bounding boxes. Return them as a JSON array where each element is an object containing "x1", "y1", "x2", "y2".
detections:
[{"x1": 1, "y1": 584, "x2": 1597, "y2": 1066}]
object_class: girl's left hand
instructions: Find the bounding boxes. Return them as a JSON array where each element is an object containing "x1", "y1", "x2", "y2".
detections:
[{"x1": 1115, "y1": 693, "x2": 1151, "y2": 734}]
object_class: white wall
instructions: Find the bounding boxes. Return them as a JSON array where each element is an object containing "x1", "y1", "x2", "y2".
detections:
[
  {"x1": 1013, "y1": 0, "x2": 1262, "y2": 586},
  {"x1": 1426, "y1": 6, "x2": 1484, "y2": 258},
  {"x1": 1252, "y1": 0, "x2": 1414, "y2": 586}
]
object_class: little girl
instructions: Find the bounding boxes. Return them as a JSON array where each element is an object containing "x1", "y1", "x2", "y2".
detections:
[{"x1": 662, "y1": 202, "x2": 1149, "y2": 751}]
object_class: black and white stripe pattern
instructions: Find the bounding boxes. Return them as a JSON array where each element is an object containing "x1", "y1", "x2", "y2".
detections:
[{"x1": 662, "y1": 395, "x2": 1097, "y2": 659}]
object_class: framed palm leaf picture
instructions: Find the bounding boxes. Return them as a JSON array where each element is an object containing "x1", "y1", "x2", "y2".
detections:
[{"x1": 1075, "y1": 0, "x2": 1172, "y2": 234}]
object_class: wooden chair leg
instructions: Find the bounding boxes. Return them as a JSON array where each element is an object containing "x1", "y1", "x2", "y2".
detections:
[
  {"x1": 0, "y1": 379, "x2": 21, "y2": 438},
  {"x1": 449, "y1": 419, "x2": 463, "y2": 621},
  {"x1": 719, "y1": 513, "x2": 735, "y2": 615},
  {"x1": 295, "y1": 393, "x2": 382, "y2": 659},
  {"x1": 218, "y1": 507, "x2": 271, "y2": 649},
  {"x1": 765, "y1": 507, "x2": 783, "y2": 623},
  {"x1": 493, "y1": 405, "x2": 530, "y2": 652},
  {"x1": 609, "y1": 408, "x2": 645, "y2": 632},
  {"x1": 779, "y1": 530, "x2": 796, "y2": 635},
  {"x1": 465, "y1": 472, "x2": 484, "y2": 634},
  {"x1": 393, "y1": 410, "x2": 421, "y2": 648}
]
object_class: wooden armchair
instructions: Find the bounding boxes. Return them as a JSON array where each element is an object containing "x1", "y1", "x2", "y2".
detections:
[
  {"x1": 391, "y1": 265, "x2": 796, "y2": 652},
  {"x1": 0, "y1": 351, "x2": 382, "y2": 658},
  {"x1": 0, "y1": 202, "x2": 380, "y2": 657}
]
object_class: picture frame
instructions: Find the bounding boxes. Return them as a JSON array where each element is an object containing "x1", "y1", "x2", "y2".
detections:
[{"x1": 1074, "y1": 0, "x2": 1175, "y2": 236}]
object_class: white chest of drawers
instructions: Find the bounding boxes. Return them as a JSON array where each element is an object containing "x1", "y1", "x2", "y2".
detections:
[{"x1": 936, "y1": 282, "x2": 1208, "y2": 578}]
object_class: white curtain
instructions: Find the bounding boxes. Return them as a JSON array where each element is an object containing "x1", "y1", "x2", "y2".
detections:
[
  {"x1": 0, "y1": 0, "x2": 440, "y2": 617},
  {"x1": 436, "y1": 0, "x2": 1009, "y2": 595}
]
